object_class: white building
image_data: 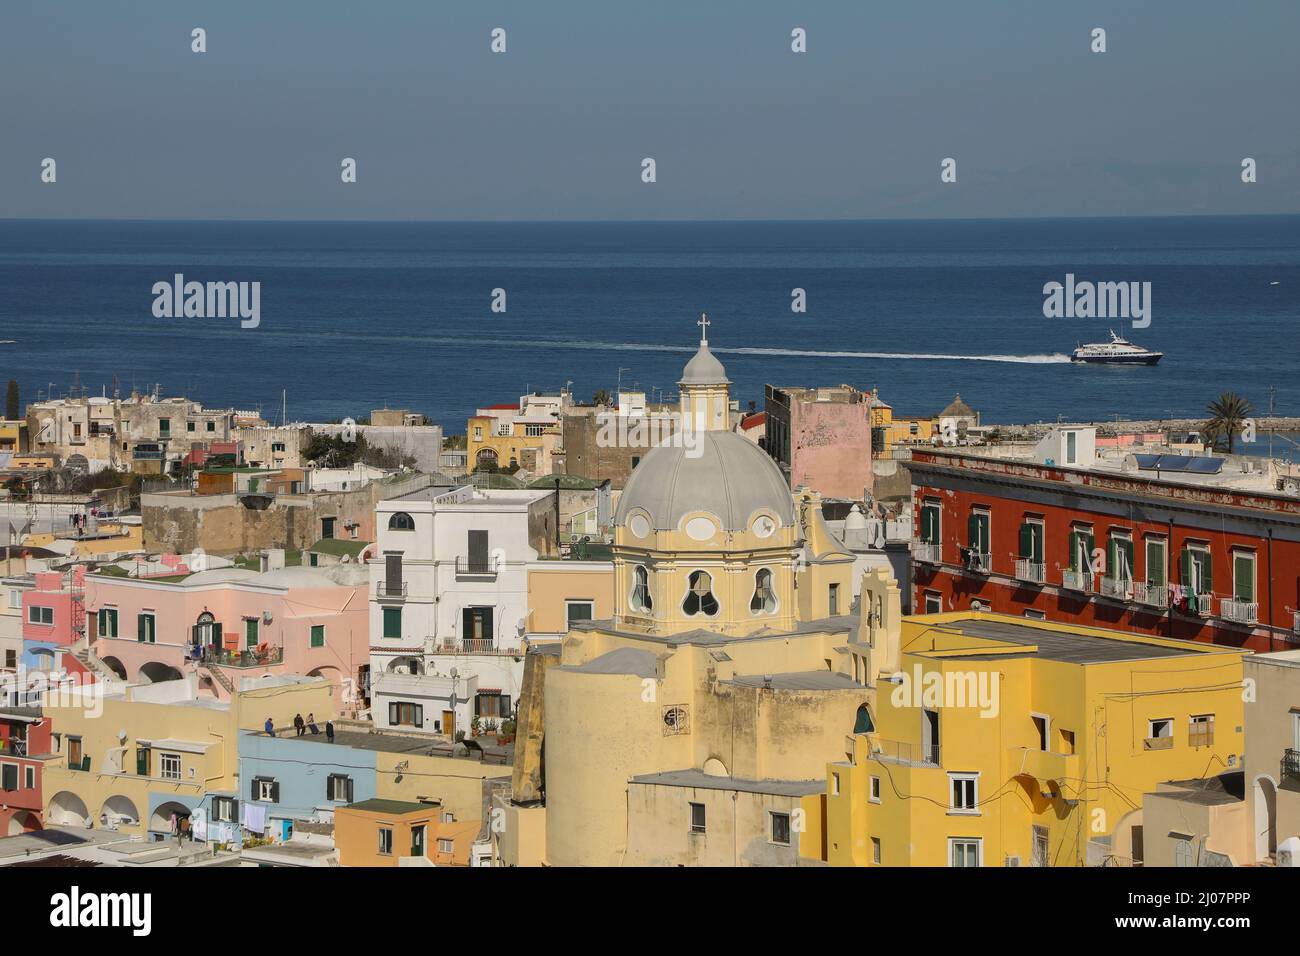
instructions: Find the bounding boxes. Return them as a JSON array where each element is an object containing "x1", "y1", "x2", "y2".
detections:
[{"x1": 368, "y1": 484, "x2": 558, "y2": 739}]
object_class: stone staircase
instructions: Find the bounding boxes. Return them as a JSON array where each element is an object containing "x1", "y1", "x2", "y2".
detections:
[
  {"x1": 69, "y1": 636, "x2": 120, "y2": 681},
  {"x1": 199, "y1": 663, "x2": 235, "y2": 696}
]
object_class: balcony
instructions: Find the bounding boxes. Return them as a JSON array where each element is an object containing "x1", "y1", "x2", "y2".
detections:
[
  {"x1": 1282, "y1": 749, "x2": 1300, "y2": 785},
  {"x1": 913, "y1": 542, "x2": 941, "y2": 565},
  {"x1": 1007, "y1": 746, "x2": 1081, "y2": 786},
  {"x1": 1188, "y1": 728, "x2": 1214, "y2": 748},
  {"x1": 1061, "y1": 569, "x2": 1092, "y2": 594},
  {"x1": 1190, "y1": 593, "x2": 1214, "y2": 618},
  {"x1": 1014, "y1": 559, "x2": 1046, "y2": 585},
  {"x1": 870, "y1": 738, "x2": 941, "y2": 768},
  {"x1": 1142, "y1": 736, "x2": 1174, "y2": 751},
  {"x1": 1099, "y1": 576, "x2": 1133, "y2": 601},
  {"x1": 1219, "y1": 598, "x2": 1258, "y2": 626},
  {"x1": 0, "y1": 739, "x2": 28, "y2": 757},
  {"x1": 962, "y1": 552, "x2": 991, "y2": 575},
  {"x1": 434, "y1": 639, "x2": 521, "y2": 656},
  {"x1": 1132, "y1": 582, "x2": 1168, "y2": 609},
  {"x1": 455, "y1": 557, "x2": 497, "y2": 578},
  {"x1": 375, "y1": 580, "x2": 408, "y2": 600},
  {"x1": 200, "y1": 645, "x2": 284, "y2": 668}
]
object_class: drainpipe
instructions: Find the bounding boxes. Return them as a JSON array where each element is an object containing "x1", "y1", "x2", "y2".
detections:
[
  {"x1": 554, "y1": 477, "x2": 561, "y2": 555},
  {"x1": 1166, "y1": 517, "x2": 1175, "y2": 639},
  {"x1": 1266, "y1": 529, "x2": 1275, "y2": 652}
]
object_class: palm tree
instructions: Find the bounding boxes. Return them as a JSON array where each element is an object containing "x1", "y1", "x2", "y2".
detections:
[{"x1": 1203, "y1": 392, "x2": 1253, "y2": 454}]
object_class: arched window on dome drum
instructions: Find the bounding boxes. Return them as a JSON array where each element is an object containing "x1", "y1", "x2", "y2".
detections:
[
  {"x1": 388, "y1": 512, "x2": 415, "y2": 531},
  {"x1": 683, "y1": 570, "x2": 719, "y2": 617},
  {"x1": 630, "y1": 565, "x2": 653, "y2": 613},
  {"x1": 750, "y1": 568, "x2": 776, "y2": 614}
]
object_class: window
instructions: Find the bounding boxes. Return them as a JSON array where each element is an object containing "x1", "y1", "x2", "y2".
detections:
[
  {"x1": 135, "y1": 745, "x2": 150, "y2": 775},
  {"x1": 750, "y1": 568, "x2": 777, "y2": 615},
  {"x1": 1, "y1": 764, "x2": 16, "y2": 791},
  {"x1": 1060, "y1": 729, "x2": 1076, "y2": 755},
  {"x1": 438, "y1": 838, "x2": 454, "y2": 854},
  {"x1": 831, "y1": 772, "x2": 841, "y2": 795},
  {"x1": 1032, "y1": 714, "x2": 1050, "y2": 751},
  {"x1": 24, "y1": 766, "x2": 34, "y2": 790},
  {"x1": 244, "y1": 618, "x2": 259, "y2": 648},
  {"x1": 252, "y1": 776, "x2": 277, "y2": 802},
  {"x1": 137, "y1": 612, "x2": 156, "y2": 643},
  {"x1": 1232, "y1": 551, "x2": 1256, "y2": 603},
  {"x1": 524, "y1": 423, "x2": 546, "y2": 437},
  {"x1": 1181, "y1": 544, "x2": 1213, "y2": 602},
  {"x1": 271, "y1": 442, "x2": 285, "y2": 453},
  {"x1": 682, "y1": 570, "x2": 718, "y2": 617},
  {"x1": 159, "y1": 418, "x2": 170, "y2": 436},
  {"x1": 389, "y1": 702, "x2": 423, "y2": 728},
  {"x1": 1189, "y1": 714, "x2": 1215, "y2": 748},
  {"x1": 67, "y1": 736, "x2": 83, "y2": 769},
  {"x1": 924, "y1": 591, "x2": 942, "y2": 614},
  {"x1": 1065, "y1": 430, "x2": 1077, "y2": 465},
  {"x1": 474, "y1": 692, "x2": 511, "y2": 719},
  {"x1": 1108, "y1": 532, "x2": 1134, "y2": 584},
  {"x1": 949, "y1": 837, "x2": 981, "y2": 867},
  {"x1": 630, "y1": 565, "x2": 653, "y2": 613},
  {"x1": 411, "y1": 824, "x2": 426, "y2": 857},
  {"x1": 462, "y1": 606, "x2": 493, "y2": 643},
  {"x1": 1173, "y1": 836, "x2": 1193, "y2": 867},
  {"x1": 97, "y1": 607, "x2": 118, "y2": 638},
  {"x1": 3, "y1": 650, "x2": 13, "y2": 670},
  {"x1": 1148, "y1": 718, "x2": 1173, "y2": 745},
  {"x1": 212, "y1": 797, "x2": 237, "y2": 823},
  {"x1": 949, "y1": 773, "x2": 979, "y2": 813},
  {"x1": 1069, "y1": 526, "x2": 1095, "y2": 573},
  {"x1": 966, "y1": 509, "x2": 990, "y2": 561},
  {"x1": 1145, "y1": 536, "x2": 1167, "y2": 586},
  {"x1": 1023, "y1": 609, "x2": 1046, "y2": 621},
  {"x1": 565, "y1": 601, "x2": 594, "y2": 629},
  {"x1": 160, "y1": 753, "x2": 181, "y2": 780},
  {"x1": 27, "y1": 605, "x2": 53, "y2": 626},
  {"x1": 310, "y1": 624, "x2": 325, "y2": 648},
  {"x1": 920, "y1": 500, "x2": 941, "y2": 545},
  {"x1": 473, "y1": 427, "x2": 482, "y2": 442},
  {"x1": 1018, "y1": 519, "x2": 1044, "y2": 563},
  {"x1": 770, "y1": 811, "x2": 792, "y2": 846},
  {"x1": 871, "y1": 837, "x2": 881, "y2": 864},
  {"x1": 689, "y1": 802, "x2": 706, "y2": 833},
  {"x1": 206, "y1": 421, "x2": 215, "y2": 433},
  {"x1": 186, "y1": 421, "x2": 195, "y2": 433},
  {"x1": 631, "y1": 456, "x2": 641, "y2": 469},
  {"x1": 1032, "y1": 825, "x2": 1050, "y2": 867},
  {"x1": 327, "y1": 774, "x2": 353, "y2": 802},
  {"x1": 8, "y1": 589, "x2": 22, "y2": 609},
  {"x1": 869, "y1": 776, "x2": 881, "y2": 803},
  {"x1": 321, "y1": 516, "x2": 336, "y2": 539},
  {"x1": 377, "y1": 827, "x2": 393, "y2": 855},
  {"x1": 828, "y1": 582, "x2": 840, "y2": 616},
  {"x1": 382, "y1": 607, "x2": 402, "y2": 639},
  {"x1": 388, "y1": 512, "x2": 415, "y2": 531}
]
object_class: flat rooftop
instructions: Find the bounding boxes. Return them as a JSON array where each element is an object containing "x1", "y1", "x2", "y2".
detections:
[
  {"x1": 921, "y1": 617, "x2": 1202, "y2": 665},
  {"x1": 342, "y1": 798, "x2": 440, "y2": 816},
  {"x1": 573, "y1": 614, "x2": 856, "y2": 647},
  {"x1": 726, "y1": 671, "x2": 865, "y2": 691},
  {"x1": 254, "y1": 727, "x2": 513, "y2": 762}
]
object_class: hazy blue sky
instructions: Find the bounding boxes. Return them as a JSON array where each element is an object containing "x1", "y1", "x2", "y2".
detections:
[{"x1": 3, "y1": 0, "x2": 1298, "y2": 220}]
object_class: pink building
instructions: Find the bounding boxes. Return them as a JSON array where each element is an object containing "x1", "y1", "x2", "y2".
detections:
[
  {"x1": 85, "y1": 564, "x2": 370, "y2": 712},
  {"x1": 764, "y1": 384, "x2": 874, "y2": 499},
  {"x1": 21, "y1": 568, "x2": 94, "y2": 678},
  {"x1": 0, "y1": 705, "x2": 54, "y2": 834}
]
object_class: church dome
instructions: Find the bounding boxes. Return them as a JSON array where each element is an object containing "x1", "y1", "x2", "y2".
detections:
[
  {"x1": 679, "y1": 340, "x2": 730, "y2": 386},
  {"x1": 615, "y1": 431, "x2": 794, "y2": 533}
]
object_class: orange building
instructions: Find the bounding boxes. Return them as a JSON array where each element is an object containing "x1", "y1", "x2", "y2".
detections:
[{"x1": 334, "y1": 799, "x2": 479, "y2": 866}]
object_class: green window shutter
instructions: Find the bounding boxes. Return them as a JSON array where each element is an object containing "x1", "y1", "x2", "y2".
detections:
[
  {"x1": 310, "y1": 625, "x2": 325, "y2": 648},
  {"x1": 1233, "y1": 555, "x2": 1254, "y2": 601},
  {"x1": 1147, "y1": 542, "x2": 1164, "y2": 586},
  {"x1": 383, "y1": 607, "x2": 401, "y2": 639},
  {"x1": 1084, "y1": 532, "x2": 1095, "y2": 567},
  {"x1": 246, "y1": 619, "x2": 258, "y2": 647},
  {"x1": 136, "y1": 748, "x2": 149, "y2": 775},
  {"x1": 213, "y1": 622, "x2": 222, "y2": 645},
  {"x1": 967, "y1": 513, "x2": 980, "y2": 550},
  {"x1": 1107, "y1": 537, "x2": 1117, "y2": 577},
  {"x1": 1203, "y1": 551, "x2": 1213, "y2": 594},
  {"x1": 1018, "y1": 523, "x2": 1033, "y2": 559},
  {"x1": 1068, "y1": 531, "x2": 1080, "y2": 571},
  {"x1": 137, "y1": 613, "x2": 147, "y2": 642},
  {"x1": 1180, "y1": 548, "x2": 1192, "y2": 588}
]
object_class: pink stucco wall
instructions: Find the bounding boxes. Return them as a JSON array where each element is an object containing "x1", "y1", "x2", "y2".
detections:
[{"x1": 788, "y1": 401, "x2": 874, "y2": 499}]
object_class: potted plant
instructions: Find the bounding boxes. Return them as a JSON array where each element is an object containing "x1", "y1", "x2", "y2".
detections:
[{"x1": 497, "y1": 718, "x2": 516, "y2": 744}]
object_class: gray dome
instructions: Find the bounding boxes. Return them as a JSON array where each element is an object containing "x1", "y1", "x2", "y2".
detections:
[
  {"x1": 679, "y1": 341, "x2": 730, "y2": 386},
  {"x1": 615, "y1": 431, "x2": 794, "y2": 532}
]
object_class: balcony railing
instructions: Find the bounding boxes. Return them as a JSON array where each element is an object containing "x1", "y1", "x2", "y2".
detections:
[
  {"x1": 1282, "y1": 749, "x2": 1300, "y2": 784},
  {"x1": 1219, "y1": 598, "x2": 1258, "y2": 626},
  {"x1": 963, "y1": 552, "x2": 991, "y2": 575},
  {"x1": 913, "y1": 542, "x2": 941, "y2": 565},
  {"x1": 1061, "y1": 569, "x2": 1092, "y2": 593},
  {"x1": 376, "y1": 580, "x2": 408, "y2": 598},
  {"x1": 1014, "y1": 559, "x2": 1046, "y2": 584},
  {"x1": 1132, "y1": 582, "x2": 1168, "y2": 608},
  {"x1": 434, "y1": 639, "x2": 519, "y2": 656},
  {"x1": 1190, "y1": 593, "x2": 1214, "y2": 618},
  {"x1": 870, "y1": 738, "x2": 941, "y2": 768},
  {"x1": 1100, "y1": 576, "x2": 1133, "y2": 600},
  {"x1": 200, "y1": 645, "x2": 284, "y2": 668},
  {"x1": 455, "y1": 557, "x2": 497, "y2": 577},
  {"x1": 0, "y1": 739, "x2": 28, "y2": 757}
]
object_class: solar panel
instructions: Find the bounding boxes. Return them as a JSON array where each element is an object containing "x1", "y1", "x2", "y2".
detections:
[
  {"x1": 1133, "y1": 454, "x2": 1223, "y2": 475},
  {"x1": 1185, "y1": 457, "x2": 1225, "y2": 474},
  {"x1": 1134, "y1": 454, "x2": 1162, "y2": 469}
]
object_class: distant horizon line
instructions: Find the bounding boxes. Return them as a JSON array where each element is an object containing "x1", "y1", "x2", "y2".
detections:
[{"x1": 4, "y1": 212, "x2": 1299, "y2": 227}]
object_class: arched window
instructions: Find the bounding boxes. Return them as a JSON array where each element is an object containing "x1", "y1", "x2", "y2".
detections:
[
  {"x1": 682, "y1": 570, "x2": 718, "y2": 617},
  {"x1": 750, "y1": 568, "x2": 777, "y2": 614},
  {"x1": 388, "y1": 512, "x2": 415, "y2": 531},
  {"x1": 854, "y1": 704, "x2": 875, "y2": 734},
  {"x1": 630, "y1": 565, "x2": 653, "y2": 613}
]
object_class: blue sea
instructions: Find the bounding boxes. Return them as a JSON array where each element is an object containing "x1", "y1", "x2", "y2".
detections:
[{"x1": 0, "y1": 216, "x2": 1296, "y2": 432}]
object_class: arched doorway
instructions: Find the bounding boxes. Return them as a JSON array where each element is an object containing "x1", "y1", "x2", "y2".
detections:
[
  {"x1": 138, "y1": 661, "x2": 183, "y2": 684},
  {"x1": 6, "y1": 810, "x2": 40, "y2": 836},
  {"x1": 475, "y1": 448, "x2": 499, "y2": 470},
  {"x1": 100, "y1": 656, "x2": 128, "y2": 680},
  {"x1": 47, "y1": 791, "x2": 91, "y2": 828},
  {"x1": 100, "y1": 795, "x2": 140, "y2": 830},
  {"x1": 1254, "y1": 775, "x2": 1278, "y2": 862},
  {"x1": 150, "y1": 801, "x2": 191, "y2": 836},
  {"x1": 388, "y1": 656, "x2": 421, "y2": 676}
]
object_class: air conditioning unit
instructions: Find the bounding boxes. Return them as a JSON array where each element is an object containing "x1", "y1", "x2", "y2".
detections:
[
  {"x1": 1005, "y1": 856, "x2": 1022, "y2": 867},
  {"x1": 262, "y1": 611, "x2": 273, "y2": 624}
]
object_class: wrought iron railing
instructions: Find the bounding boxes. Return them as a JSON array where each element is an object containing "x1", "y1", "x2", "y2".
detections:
[
  {"x1": 1062, "y1": 569, "x2": 1092, "y2": 593},
  {"x1": 1219, "y1": 598, "x2": 1258, "y2": 625},
  {"x1": 200, "y1": 645, "x2": 283, "y2": 668},
  {"x1": 1014, "y1": 559, "x2": 1045, "y2": 584},
  {"x1": 455, "y1": 557, "x2": 497, "y2": 576},
  {"x1": 1282, "y1": 749, "x2": 1300, "y2": 784},
  {"x1": 1100, "y1": 576, "x2": 1133, "y2": 600},
  {"x1": 1132, "y1": 582, "x2": 1167, "y2": 608},
  {"x1": 913, "y1": 542, "x2": 941, "y2": 565}
]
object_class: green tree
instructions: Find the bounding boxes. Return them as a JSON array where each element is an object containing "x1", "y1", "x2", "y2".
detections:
[
  {"x1": 1202, "y1": 392, "x2": 1253, "y2": 454},
  {"x1": 592, "y1": 389, "x2": 611, "y2": 407},
  {"x1": 5, "y1": 380, "x2": 18, "y2": 420}
]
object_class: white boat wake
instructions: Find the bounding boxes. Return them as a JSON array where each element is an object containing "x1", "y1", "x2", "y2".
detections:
[{"x1": 558, "y1": 340, "x2": 1072, "y2": 365}]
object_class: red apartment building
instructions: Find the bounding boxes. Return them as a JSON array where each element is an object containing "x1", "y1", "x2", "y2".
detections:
[
  {"x1": 910, "y1": 428, "x2": 1300, "y2": 653},
  {"x1": 0, "y1": 706, "x2": 52, "y2": 834}
]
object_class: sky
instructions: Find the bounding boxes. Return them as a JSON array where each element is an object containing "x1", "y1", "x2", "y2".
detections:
[{"x1": 2, "y1": 0, "x2": 1298, "y2": 221}]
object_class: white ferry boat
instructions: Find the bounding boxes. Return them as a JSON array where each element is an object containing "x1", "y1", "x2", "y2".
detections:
[{"x1": 1070, "y1": 330, "x2": 1162, "y2": 365}]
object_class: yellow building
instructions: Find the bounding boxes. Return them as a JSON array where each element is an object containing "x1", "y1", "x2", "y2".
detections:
[
  {"x1": 819, "y1": 606, "x2": 1248, "y2": 867},
  {"x1": 869, "y1": 394, "x2": 937, "y2": 453},
  {"x1": 41, "y1": 676, "x2": 333, "y2": 838},
  {"x1": 513, "y1": 322, "x2": 867, "y2": 867},
  {"x1": 24, "y1": 520, "x2": 143, "y2": 559},
  {"x1": 467, "y1": 412, "x2": 561, "y2": 475},
  {"x1": 0, "y1": 419, "x2": 26, "y2": 454}
]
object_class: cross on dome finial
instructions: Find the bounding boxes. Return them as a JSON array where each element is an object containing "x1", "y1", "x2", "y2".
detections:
[{"x1": 697, "y1": 312, "x2": 710, "y2": 345}]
